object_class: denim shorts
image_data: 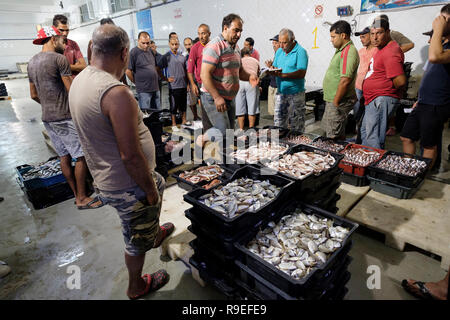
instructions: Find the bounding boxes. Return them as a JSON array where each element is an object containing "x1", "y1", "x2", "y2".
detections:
[
  {"x1": 98, "y1": 171, "x2": 165, "y2": 256},
  {"x1": 43, "y1": 119, "x2": 84, "y2": 159}
]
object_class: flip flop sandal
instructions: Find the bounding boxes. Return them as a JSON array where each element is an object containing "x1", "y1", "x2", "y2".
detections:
[
  {"x1": 77, "y1": 196, "x2": 105, "y2": 210},
  {"x1": 128, "y1": 270, "x2": 170, "y2": 300},
  {"x1": 153, "y1": 223, "x2": 175, "y2": 248},
  {"x1": 401, "y1": 280, "x2": 436, "y2": 300}
]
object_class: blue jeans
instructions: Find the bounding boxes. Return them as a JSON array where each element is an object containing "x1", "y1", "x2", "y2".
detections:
[
  {"x1": 361, "y1": 96, "x2": 399, "y2": 149},
  {"x1": 200, "y1": 92, "x2": 235, "y2": 136},
  {"x1": 353, "y1": 88, "x2": 364, "y2": 122},
  {"x1": 138, "y1": 91, "x2": 161, "y2": 111}
]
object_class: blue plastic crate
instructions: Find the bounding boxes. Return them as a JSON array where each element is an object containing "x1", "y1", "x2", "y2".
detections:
[{"x1": 16, "y1": 161, "x2": 66, "y2": 191}]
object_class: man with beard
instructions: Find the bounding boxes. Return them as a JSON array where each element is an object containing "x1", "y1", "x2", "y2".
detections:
[
  {"x1": 28, "y1": 26, "x2": 103, "y2": 210},
  {"x1": 198, "y1": 14, "x2": 259, "y2": 147}
]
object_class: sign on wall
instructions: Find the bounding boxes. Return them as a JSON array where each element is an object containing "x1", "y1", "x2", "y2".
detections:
[
  {"x1": 361, "y1": 0, "x2": 448, "y2": 12},
  {"x1": 136, "y1": 9, "x2": 154, "y2": 39}
]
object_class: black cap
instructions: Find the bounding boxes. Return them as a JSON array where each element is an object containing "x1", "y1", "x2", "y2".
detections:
[
  {"x1": 355, "y1": 27, "x2": 370, "y2": 36},
  {"x1": 422, "y1": 30, "x2": 433, "y2": 37},
  {"x1": 269, "y1": 34, "x2": 279, "y2": 41}
]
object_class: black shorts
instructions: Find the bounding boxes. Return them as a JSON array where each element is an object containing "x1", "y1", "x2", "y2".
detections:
[
  {"x1": 170, "y1": 88, "x2": 187, "y2": 115},
  {"x1": 400, "y1": 103, "x2": 450, "y2": 148}
]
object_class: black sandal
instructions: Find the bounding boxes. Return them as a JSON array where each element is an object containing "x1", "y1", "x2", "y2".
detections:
[{"x1": 401, "y1": 279, "x2": 436, "y2": 300}]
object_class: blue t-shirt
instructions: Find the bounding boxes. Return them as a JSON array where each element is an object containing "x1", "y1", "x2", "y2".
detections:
[
  {"x1": 418, "y1": 42, "x2": 450, "y2": 106},
  {"x1": 273, "y1": 42, "x2": 308, "y2": 95}
]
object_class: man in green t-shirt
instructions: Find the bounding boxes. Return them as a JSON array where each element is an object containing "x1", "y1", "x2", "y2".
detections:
[{"x1": 322, "y1": 20, "x2": 359, "y2": 140}]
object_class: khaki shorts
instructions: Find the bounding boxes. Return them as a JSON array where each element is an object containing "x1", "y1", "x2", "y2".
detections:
[
  {"x1": 267, "y1": 86, "x2": 277, "y2": 116},
  {"x1": 321, "y1": 99, "x2": 356, "y2": 139},
  {"x1": 98, "y1": 171, "x2": 165, "y2": 256}
]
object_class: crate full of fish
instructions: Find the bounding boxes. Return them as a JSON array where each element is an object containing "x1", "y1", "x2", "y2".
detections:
[
  {"x1": 367, "y1": 151, "x2": 431, "y2": 188},
  {"x1": 230, "y1": 141, "x2": 289, "y2": 166},
  {"x1": 234, "y1": 126, "x2": 290, "y2": 147},
  {"x1": 263, "y1": 144, "x2": 344, "y2": 192},
  {"x1": 183, "y1": 165, "x2": 294, "y2": 236},
  {"x1": 233, "y1": 202, "x2": 357, "y2": 297},
  {"x1": 172, "y1": 164, "x2": 234, "y2": 191},
  {"x1": 16, "y1": 157, "x2": 66, "y2": 190},
  {"x1": 311, "y1": 137, "x2": 349, "y2": 154},
  {"x1": 338, "y1": 144, "x2": 386, "y2": 177},
  {"x1": 281, "y1": 131, "x2": 320, "y2": 146}
]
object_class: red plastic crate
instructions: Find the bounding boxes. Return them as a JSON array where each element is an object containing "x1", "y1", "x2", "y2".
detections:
[{"x1": 338, "y1": 144, "x2": 386, "y2": 177}]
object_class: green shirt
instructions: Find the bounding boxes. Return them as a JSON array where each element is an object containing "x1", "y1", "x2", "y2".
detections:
[{"x1": 322, "y1": 40, "x2": 359, "y2": 103}]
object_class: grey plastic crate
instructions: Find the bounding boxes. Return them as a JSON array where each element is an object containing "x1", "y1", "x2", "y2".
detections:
[{"x1": 368, "y1": 176, "x2": 424, "y2": 199}]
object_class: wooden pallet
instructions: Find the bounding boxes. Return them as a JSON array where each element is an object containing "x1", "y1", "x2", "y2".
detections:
[
  {"x1": 335, "y1": 183, "x2": 370, "y2": 217},
  {"x1": 346, "y1": 179, "x2": 450, "y2": 270}
]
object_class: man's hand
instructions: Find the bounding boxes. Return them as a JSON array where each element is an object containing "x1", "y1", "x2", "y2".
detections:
[
  {"x1": 146, "y1": 189, "x2": 160, "y2": 206},
  {"x1": 168, "y1": 77, "x2": 175, "y2": 83},
  {"x1": 191, "y1": 84, "x2": 199, "y2": 97},
  {"x1": 214, "y1": 96, "x2": 227, "y2": 112},
  {"x1": 269, "y1": 69, "x2": 283, "y2": 78},
  {"x1": 265, "y1": 60, "x2": 273, "y2": 68},
  {"x1": 412, "y1": 101, "x2": 418, "y2": 109},
  {"x1": 432, "y1": 15, "x2": 447, "y2": 33},
  {"x1": 333, "y1": 100, "x2": 340, "y2": 107},
  {"x1": 249, "y1": 74, "x2": 259, "y2": 88}
]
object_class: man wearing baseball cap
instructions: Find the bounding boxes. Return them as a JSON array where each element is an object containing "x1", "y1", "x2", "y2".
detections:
[
  {"x1": 353, "y1": 26, "x2": 377, "y2": 143},
  {"x1": 264, "y1": 34, "x2": 280, "y2": 117},
  {"x1": 28, "y1": 26, "x2": 104, "y2": 210}
]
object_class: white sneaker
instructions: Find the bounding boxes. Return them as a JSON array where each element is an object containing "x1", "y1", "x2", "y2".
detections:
[{"x1": 172, "y1": 126, "x2": 180, "y2": 132}]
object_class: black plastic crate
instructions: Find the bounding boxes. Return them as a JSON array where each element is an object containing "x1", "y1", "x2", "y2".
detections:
[
  {"x1": 340, "y1": 171, "x2": 369, "y2": 186},
  {"x1": 313, "y1": 192, "x2": 341, "y2": 211},
  {"x1": 234, "y1": 202, "x2": 358, "y2": 298},
  {"x1": 302, "y1": 181, "x2": 341, "y2": 204},
  {"x1": 189, "y1": 254, "x2": 240, "y2": 299},
  {"x1": 367, "y1": 151, "x2": 431, "y2": 188},
  {"x1": 24, "y1": 181, "x2": 74, "y2": 210},
  {"x1": 262, "y1": 144, "x2": 344, "y2": 193},
  {"x1": 302, "y1": 168, "x2": 343, "y2": 193},
  {"x1": 368, "y1": 176, "x2": 424, "y2": 199},
  {"x1": 322, "y1": 270, "x2": 351, "y2": 300},
  {"x1": 186, "y1": 211, "x2": 247, "y2": 256},
  {"x1": 183, "y1": 165, "x2": 294, "y2": 237},
  {"x1": 172, "y1": 163, "x2": 234, "y2": 191},
  {"x1": 189, "y1": 239, "x2": 238, "y2": 279}
]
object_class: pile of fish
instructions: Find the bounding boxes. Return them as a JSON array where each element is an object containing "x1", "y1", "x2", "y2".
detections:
[
  {"x1": 231, "y1": 142, "x2": 288, "y2": 164},
  {"x1": 342, "y1": 147, "x2": 381, "y2": 167},
  {"x1": 198, "y1": 177, "x2": 281, "y2": 218},
  {"x1": 246, "y1": 209, "x2": 350, "y2": 280},
  {"x1": 284, "y1": 135, "x2": 313, "y2": 145},
  {"x1": 179, "y1": 165, "x2": 225, "y2": 184},
  {"x1": 375, "y1": 155, "x2": 428, "y2": 177},
  {"x1": 265, "y1": 151, "x2": 336, "y2": 179},
  {"x1": 21, "y1": 159, "x2": 62, "y2": 180},
  {"x1": 312, "y1": 139, "x2": 346, "y2": 153}
]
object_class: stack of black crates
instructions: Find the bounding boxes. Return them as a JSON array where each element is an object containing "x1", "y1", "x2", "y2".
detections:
[{"x1": 182, "y1": 152, "x2": 357, "y2": 300}]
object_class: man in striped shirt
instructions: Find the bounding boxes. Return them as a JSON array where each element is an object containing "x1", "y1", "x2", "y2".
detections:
[
  {"x1": 322, "y1": 21, "x2": 359, "y2": 140},
  {"x1": 197, "y1": 13, "x2": 258, "y2": 147}
]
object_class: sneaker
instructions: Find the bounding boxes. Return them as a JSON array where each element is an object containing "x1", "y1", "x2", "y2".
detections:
[
  {"x1": 0, "y1": 261, "x2": 11, "y2": 279},
  {"x1": 172, "y1": 126, "x2": 180, "y2": 132},
  {"x1": 386, "y1": 127, "x2": 396, "y2": 136}
]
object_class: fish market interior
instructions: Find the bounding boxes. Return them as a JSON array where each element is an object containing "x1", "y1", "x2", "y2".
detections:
[{"x1": 1, "y1": 0, "x2": 450, "y2": 301}]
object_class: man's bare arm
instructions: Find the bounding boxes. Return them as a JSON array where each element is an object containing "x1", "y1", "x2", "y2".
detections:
[
  {"x1": 187, "y1": 72, "x2": 199, "y2": 96},
  {"x1": 429, "y1": 15, "x2": 450, "y2": 64},
  {"x1": 71, "y1": 57, "x2": 87, "y2": 73},
  {"x1": 61, "y1": 75, "x2": 72, "y2": 93},
  {"x1": 279, "y1": 69, "x2": 306, "y2": 80},
  {"x1": 101, "y1": 86, "x2": 159, "y2": 204},
  {"x1": 400, "y1": 43, "x2": 414, "y2": 53},
  {"x1": 29, "y1": 83, "x2": 40, "y2": 104},
  {"x1": 392, "y1": 74, "x2": 407, "y2": 92},
  {"x1": 125, "y1": 69, "x2": 134, "y2": 83},
  {"x1": 333, "y1": 77, "x2": 353, "y2": 106}
]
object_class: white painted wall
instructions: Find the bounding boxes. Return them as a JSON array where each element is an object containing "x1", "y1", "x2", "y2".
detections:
[{"x1": 0, "y1": 0, "x2": 447, "y2": 84}]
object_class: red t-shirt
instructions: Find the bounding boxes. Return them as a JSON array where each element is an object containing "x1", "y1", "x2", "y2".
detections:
[
  {"x1": 250, "y1": 49, "x2": 260, "y2": 61},
  {"x1": 187, "y1": 41, "x2": 207, "y2": 84},
  {"x1": 64, "y1": 39, "x2": 83, "y2": 77},
  {"x1": 362, "y1": 41, "x2": 404, "y2": 104}
]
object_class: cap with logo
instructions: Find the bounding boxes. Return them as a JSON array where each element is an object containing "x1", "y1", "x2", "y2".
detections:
[
  {"x1": 269, "y1": 34, "x2": 279, "y2": 41},
  {"x1": 33, "y1": 26, "x2": 61, "y2": 45},
  {"x1": 355, "y1": 27, "x2": 370, "y2": 36}
]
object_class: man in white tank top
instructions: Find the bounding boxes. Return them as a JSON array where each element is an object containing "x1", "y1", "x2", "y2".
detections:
[{"x1": 69, "y1": 25, "x2": 174, "y2": 300}]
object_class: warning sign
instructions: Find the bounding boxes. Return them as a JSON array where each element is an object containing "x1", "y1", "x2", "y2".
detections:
[{"x1": 314, "y1": 5, "x2": 323, "y2": 18}]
